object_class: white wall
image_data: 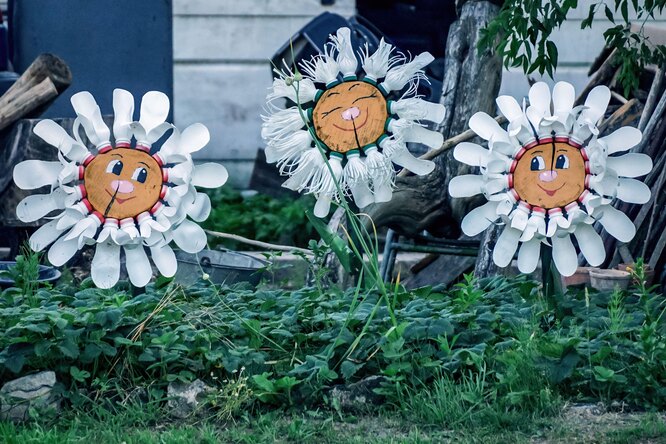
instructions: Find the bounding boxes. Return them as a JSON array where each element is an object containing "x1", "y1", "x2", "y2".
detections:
[{"x1": 173, "y1": 0, "x2": 355, "y2": 174}]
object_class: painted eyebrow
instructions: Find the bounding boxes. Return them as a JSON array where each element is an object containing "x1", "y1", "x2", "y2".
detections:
[
  {"x1": 557, "y1": 149, "x2": 568, "y2": 153},
  {"x1": 348, "y1": 84, "x2": 359, "y2": 90},
  {"x1": 531, "y1": 150, "x2": 543, "y2": 155},
  {"x1": 138, "y1": 161, "x2": 150, "y2": 167},
  {"x1": 111, "y1": 153, "x2": 124, "y2": 158},
  {"x1": 328, "y1": 91, "x2": 340, "y2": 96}
]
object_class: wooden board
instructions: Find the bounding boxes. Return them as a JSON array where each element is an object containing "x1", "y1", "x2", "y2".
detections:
[
  {"x1": 312, "y1": 81, "x2": 387, "y2": 153},
  {"x1": 84, "y1": 148, "x2": 162, "y2": 220},
  {"x1": 513, "y1": 141, "x2": 586, "y2": 209}
]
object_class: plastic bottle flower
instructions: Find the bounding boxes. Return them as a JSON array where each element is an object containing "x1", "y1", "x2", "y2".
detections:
[
  {"x1": 448, "y1": 81, "x2": 652, "y2": 276},
  {"x1": 13, "y1": 89, "x2": 228, "y2": 288},
  {"x1": 262, "y1": 27, "x2": 445, "y2": 217}
]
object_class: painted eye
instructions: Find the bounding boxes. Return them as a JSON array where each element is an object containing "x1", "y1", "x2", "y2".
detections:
[
  {"x1": 106, "y1": 159, "x2": 123, "y2": 175},
  {"x1": 555, "y1": 154, "x2": 570, "y2": 169},
  {"x1": 530, "y1": 156, "x2": 545, "y2": 171},
  {"x1": 132, "y1": 167, "x2": 148, "y2": 183}
]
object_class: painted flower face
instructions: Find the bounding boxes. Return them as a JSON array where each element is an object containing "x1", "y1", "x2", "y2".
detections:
[
  {"x1": 449, "y1": 81, "x2": 652, "y2": 277},
  {"x1": 13, "y1": 89, "x2": 229, "y2": 289},
  {"x1": 262, "y1": 27, "x2": 444, "y2": 217},
  {"x1": 513, "y1": 141, "x2": 585, "y2": 209},
  {"x1": 84, "y1": 148, "x2": 162, "y2": 220},
  {"x1": 312, "y1": 81, "x2": 387, "y2": 153}
]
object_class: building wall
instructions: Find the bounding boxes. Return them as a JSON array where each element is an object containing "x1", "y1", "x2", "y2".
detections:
[
  {"x1": 172, "y1": 0, "x2": 355, "y2": 186},
  {"x1": 172, "y1": 0, "x2": 665, "y2": 187}
]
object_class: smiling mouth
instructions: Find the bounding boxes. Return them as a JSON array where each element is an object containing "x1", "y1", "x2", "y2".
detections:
[
  {"x1": 332, "y1": 111, "x2": 368, "y2": 131},
  {"x1": 537, "y1": 183, "x2": 565, "y2": 197},
  {"x1": 106, "y1": 188, "x2": 136, "y2": 204}
]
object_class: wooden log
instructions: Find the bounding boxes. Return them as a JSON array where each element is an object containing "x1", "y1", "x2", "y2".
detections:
[
  {"x1": 366, "y1": 0, "x2": 502, "y2": 242},
  {"x1": 574, "y1": 49, "x2": 618, "y2": 106},
  {"x1": 0, "y1": 53, "x2": 72, "y2": 131},
  {"x1": 0, "y1": 77, "x2": 57, "y2": 131}
]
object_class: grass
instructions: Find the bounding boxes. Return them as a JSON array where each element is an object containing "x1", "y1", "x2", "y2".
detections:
[{"x1": 2, "y1": 404, "x2": 665, "y2": 443}]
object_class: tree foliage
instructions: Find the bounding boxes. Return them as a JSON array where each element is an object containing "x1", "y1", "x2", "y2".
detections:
[{"x1": 480, "y1": 0, "x2": 666, "y2": 95}]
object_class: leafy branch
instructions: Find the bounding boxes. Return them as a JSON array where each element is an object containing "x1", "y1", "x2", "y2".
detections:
[{"x1": 480, "y1": 0, "x2": 666, "y2": 96}]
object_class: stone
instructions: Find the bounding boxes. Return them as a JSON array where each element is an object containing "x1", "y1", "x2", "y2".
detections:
[
  {"x1": 0, "y1": 371, "x2": 60, "y2": 422},
  {"x1": 329, "y1": 376, "x2": 387, "y2": 412},
  {"x1": 167, "y1": 379, "x2": 214, "y2": 419}
]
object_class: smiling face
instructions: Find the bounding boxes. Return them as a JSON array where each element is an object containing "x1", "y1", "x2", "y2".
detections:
[
  {"x1": 312, "y1": 81, "x2": 387, "y2": 153},
  {"x1": 84, "y1": 148, "x2": 162, "y2": 219},
  {"x1": 513, "y1": 141, "x2": 586, "y2": 209}
]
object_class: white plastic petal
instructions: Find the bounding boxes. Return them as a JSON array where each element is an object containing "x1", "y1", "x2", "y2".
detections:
[
  {"x1": 33, "y1": 119, "x2": 90, "y2": 162},
  {"x1": 597, "y1": 205, "x2": 636, "y2": 243},
  {"x1": 112, "y1": 88, "x2": 135, "y2": 142},
  {"x1": 186, "y1": 192, "x2": 212, "y2": 222},
  {"x1": 453, "y1": 142, "x2": 490, "y2": 167},
  {"x1": 71, "y1": 91, "x2": 110, "y2": 146},
  {"x1": 461, "y1": 201, "x2": 499, "y2": 236},
  {"x1": 16, "y1": 190, "x2": 66, "y2": 222},
  {"x1": 150, "y1": 243, "x2": 177, "y2": 278},
  {"x1": 606, "y1": 153, "x2": 652, "y2": 178},
  {"x1": 139, "y1": 91, "x2": 170, "y2": 134},
  {"x1": 469, "y1": 112, "x2": 507, "y2": 142},
  {"x1": 528, "y1": 82, "x2": 551, "y2": 115},
  {"x1": 91, "y1": 242, "x2": 121, "y2": 289},
  {"x1": 314, "y1": 195, "x2": 332, "y2": 218},
  {"x1": 517, "y1": 237, "x2": 541, "y2": 273},
  {"x1": 47, "y1": 235, "x2": 79, "y2": 266},
  {"x1": 350, "y1": 182, "x2": 374, "y2": 209},
  {"x1": 552, "y1": 233, "x2": 578, "y2": 276},
  {"x1": 192, "y1": 163, "x2": 229, "y2": 188},
  {"x1": 391, "y1": 150, "x2": 435, "y2": 176},
  {"x1": 580, "y1": 85, "x2": 610, "y2": 125},
  {"x1": 13, "y1": 160, "x2": 62, "y2": 190},
  {"x1": 616, "y1": 178, "x2": 651, "y2": 204},
  {"x1": 599, "y1": 127, "x2": 642, "y2": 154},
  {"x1": 29, "y1": 219, "x2": 65, "y2": 252},
  {"x1": 573, "y1": 223, "x2": 605, "y2": 267},
  {"x1": 180, "y1": 123, "x2": 210, "y2": 154},
  {"x1": 172, "y1": 219, "x2": 207, "y2": 254},
  {"x1": 448, "y1": 175, "x2": 484, "y2": 198},
  {"x1": 493, "y1": 226, "x2": 521, "y2": 268},
  {"x1": 495, "y1": 96, "x2": 523, "y2": 121},
  {"x1": 124, "y1": 245, "x2": 152, "y2": 287},
  {"x1": 552, "y1": 81, "x2": 575, "y2": 115}
]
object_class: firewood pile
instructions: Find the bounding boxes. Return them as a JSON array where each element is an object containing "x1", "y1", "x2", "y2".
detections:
[{"x1": 0, "y1": 53, "x2": 71, "y2": 254}]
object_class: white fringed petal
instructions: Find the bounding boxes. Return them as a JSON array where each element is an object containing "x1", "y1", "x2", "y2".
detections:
[
  {"x1": 124, "y1": 245, "x2": 152, "y2": 287},
  {"x1": 379, "y1": 52, "x2": 433, "y2": 93},
  {"x1": 461, "y1": 201, "x2": 499, "y2": 236},
  {"x1": 390, "y1": 98, "x2": 446, "y2": 123},
  {"x1": 517, "y1": 237, "x2": 541, "y2": 273},
  {"x1": 299, "y1": 45, "x2": 339, "y2": 85},
  {"x1": 573, "y1": 223, "x2": 605, "y2": 267},
  {"x1": 361, "y1": 38, "x2": 396, "y2": 81},
  {"x1": 598, "y1": 127, "x2": 642, "y2": 154},
  {"x1": 192, "y1": 163, "x2": 228, "y2": 188},
  {"x1": 172, "y1": 219, "x2": 207, "y2": 253},
  {"x1": 606, "y1": 153, "x2": 652, "y2": 178},
  {"x1": 268, "y1": 76, "x2": 317, "y2": 104},
  {"x1": 91, "y1": 242, "x2": 121, "y2": 289},
  {"x1": 265, "y1": 130, "x2": 312, "y2": 165},
  {"x1": 13, "y1": 160, "x2": 62, "y2": 190},
  {"x1": 493, "y1": 226, "x2": 521, "y2": 268},
  {"x1": 551, "y1": 233, "x2": 578, "y2": 277},
  {"x1": 332, "y1": 27, "x2": 357, "y2": 77}
]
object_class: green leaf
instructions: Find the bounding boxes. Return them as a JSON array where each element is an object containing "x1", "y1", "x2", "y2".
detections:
[
  {"x1": 70, "y1": 366, "x2": 91, "y2": 383},
  {"x1": 305, "y1": 210, "x2": 351, "y2": 273}
]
